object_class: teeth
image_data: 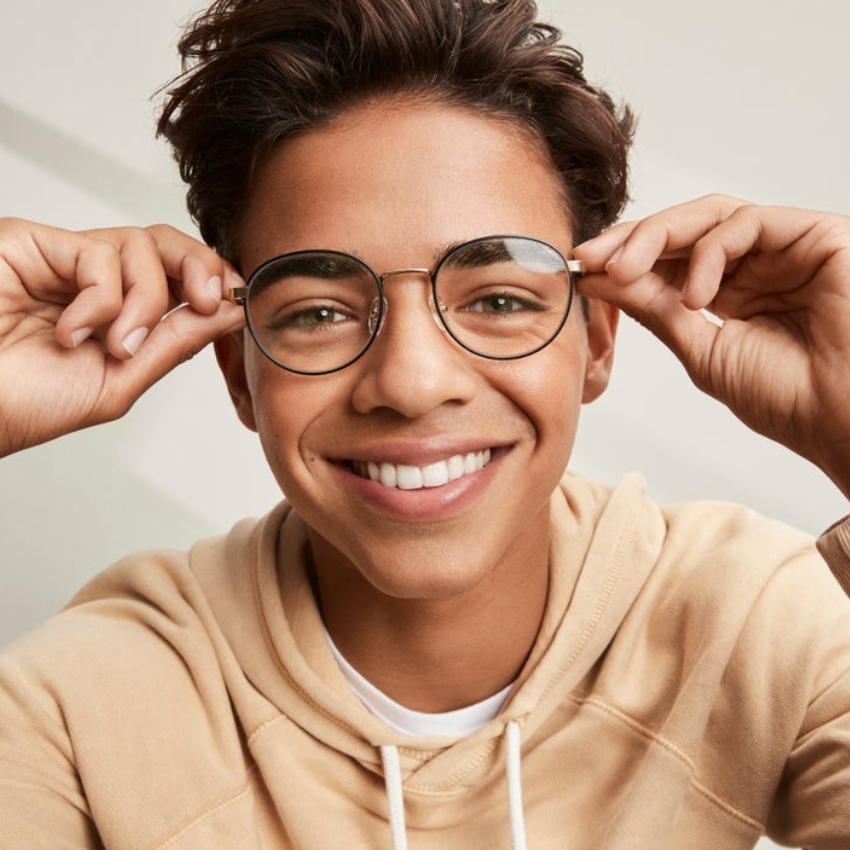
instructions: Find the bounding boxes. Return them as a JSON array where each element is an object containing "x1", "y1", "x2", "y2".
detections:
[
  {"x1": 421, "y1": 461, "x2": 449, "y2": 488},
  {"x1": 397, "y1": 465, "x2": 423, "y2": 490},
  {"x1": 447, "y1": 455, "x2": 465, "y2": 480},
  {"x1": 354, "y1": 449, "x2": 492, "y2": 490},
  {"x1": 379, "y1": 463, "x2": 397, "y2": 488}
]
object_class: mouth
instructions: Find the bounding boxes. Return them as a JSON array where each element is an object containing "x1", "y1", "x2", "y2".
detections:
[{"x1": 350, "y1": 449, "x2": 493, "y2": 491}]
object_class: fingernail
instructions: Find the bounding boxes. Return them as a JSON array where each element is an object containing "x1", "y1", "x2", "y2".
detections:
[
  {"x1": 70, "y1": 327, "x2": 94, "y2": 348},
  {"x1": 605, "y1": 247, "x2": 624, "y2": 270},
  {"x1": 122, "y1": 327, "x2": 149, "y2": 357},
  {"x1": 206, "y1": 275, "x2": 223, "y2": 300}
]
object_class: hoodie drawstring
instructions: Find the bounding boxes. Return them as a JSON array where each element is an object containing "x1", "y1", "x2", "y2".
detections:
[
  {"x1": 379, "y1": 720, "x2": 528, "y2": 850},
  {"x1": 380, "y1": 744, "x2": 409, "y2": 850},
  {"x1": 505, "y1": 720, "x2": 528, "y2": 850}
]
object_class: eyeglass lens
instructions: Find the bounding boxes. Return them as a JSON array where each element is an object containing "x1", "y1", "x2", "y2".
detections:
[{"x1": 243, "y1": 237, "x2": 573, "y2": 375}]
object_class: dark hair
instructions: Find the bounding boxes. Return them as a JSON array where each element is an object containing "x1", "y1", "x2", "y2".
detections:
[{"x1": 158, "y1": 0, "x2": 635, "y2": 261}]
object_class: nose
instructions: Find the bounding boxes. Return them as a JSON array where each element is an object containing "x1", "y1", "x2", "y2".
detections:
[{"x1": 350, "y1": 274, "x2": 478, "y2": 418}]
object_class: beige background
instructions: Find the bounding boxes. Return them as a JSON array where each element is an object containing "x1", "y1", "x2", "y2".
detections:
[{"x1": 2, "y1": 3, "x2": 849, "y2": 846}]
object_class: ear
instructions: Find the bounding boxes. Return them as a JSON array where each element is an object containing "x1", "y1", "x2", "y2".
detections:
[
  {"x1": 214, "y1": 332, "x2": 258, "y2": 432},
  {"x1": 581, "y1": 297, "x2": 619, "y2": 404}
]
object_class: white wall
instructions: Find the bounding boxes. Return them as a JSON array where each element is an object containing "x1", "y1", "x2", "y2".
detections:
[{"x1": 2, "y1": 4, "x2": 849, "y2": 845}]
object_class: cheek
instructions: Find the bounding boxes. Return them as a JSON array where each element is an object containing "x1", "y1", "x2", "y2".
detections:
[
  {"x1": 491, "y1": 327, "x2": 589, "y2": 444},
  {"x1": 243, "y1": 353, "x2": 329, "y2": 484},
  {"x1": 480, "y1": 346, "x2": 588, "y2": 505}
]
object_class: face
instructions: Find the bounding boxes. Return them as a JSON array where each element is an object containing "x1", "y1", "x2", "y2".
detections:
[{"x1": 217, "y1": 98, "x2": 617, "y2": 602}]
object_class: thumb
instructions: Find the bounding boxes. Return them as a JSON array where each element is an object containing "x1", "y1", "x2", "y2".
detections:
[
  {"x1": 115, "y1": 299, "x2": 246, "y2": 397},
  {"x1": 577, "y1": 270, "x2": 720, "y2": 385}
]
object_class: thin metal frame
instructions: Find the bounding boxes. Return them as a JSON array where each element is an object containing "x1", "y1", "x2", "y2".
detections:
[{"x1": 229, "y1": 235, "x2": 584, "y2": 375}]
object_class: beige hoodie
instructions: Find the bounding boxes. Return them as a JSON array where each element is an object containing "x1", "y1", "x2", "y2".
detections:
[{"x1": 2, "y1": 473, "x2": 850, "y2": 849}]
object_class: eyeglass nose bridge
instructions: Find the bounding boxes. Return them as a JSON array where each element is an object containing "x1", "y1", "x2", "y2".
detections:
[
  {"x1": 378, "y1": 267, "x2": 433, "y2": 282},
  {"x1": 369, "y1": 267, "x2": 448, "y2": 336}
]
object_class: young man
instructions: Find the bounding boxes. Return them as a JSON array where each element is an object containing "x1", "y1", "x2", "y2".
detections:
[{"x1": 1, "y1": 1, "x2": 850, "y2": 848}]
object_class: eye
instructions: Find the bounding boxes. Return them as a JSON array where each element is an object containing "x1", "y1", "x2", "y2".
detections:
[
  {"x1": 265, "y1": 302, "x2": 355, "y2": 332},
  {"x1": 462, "y1": 291, "x2": 547, "y2": 315},
  {"x1": 290, "y1": 306, "x2": 349, "y2": 326}
]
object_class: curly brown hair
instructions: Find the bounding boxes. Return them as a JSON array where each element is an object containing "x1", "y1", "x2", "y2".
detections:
[{"x1": 157, "y1": 0, "x2": 634, "y2": 263}]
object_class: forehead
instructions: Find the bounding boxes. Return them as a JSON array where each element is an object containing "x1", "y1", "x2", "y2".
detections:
[{"x1": 237, "y1": 98, "x2": 573, "y2": 274}]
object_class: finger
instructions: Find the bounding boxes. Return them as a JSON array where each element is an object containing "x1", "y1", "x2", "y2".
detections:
[
  {"x1": 75, "y1": 224, "x2": 242, "y2": 360},
  {"x1": 15, "y1": 224, "x2": 126, "y2": 348},
  {"x1": 575, "y1": 194, "x2": 747, "y2": 276},
  {"x1": 572, "y1": 218, "x2": 638, "y2": 271},
  {"x1": 680, "y1": 205, "x2": 829, "y2": 310},
  {"x1": 577, "y1": 269, "x2": 721, "y2": 387},
  {"x1": 86, "y1": 227, "x2": 172, "y2": 360},
  {"x1": 5, "y1": 222, "x2": 171, "y2": 356},
  {"x1": 108, "y1": 299, "x2": 246, "y2": 403},
  {"x1": 145, "y1": 224, "x2": 244, "y2": 315}
]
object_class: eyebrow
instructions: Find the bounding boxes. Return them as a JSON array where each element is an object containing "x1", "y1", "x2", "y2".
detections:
[
  {"x1": 251, "y1": 237, "x2": 545, "y2": 286},
  {"x1": 332, "y1": 239, "x2": 512, "y2": 271},
  {"x1": 330, "y1": 238, "x2": 516, "y2": 271},
  {"x1": 438, "y1": 239, "x2": 514, "y2": 269},
  {"x1": 252, "y1": 253, "x2": 368, "y2": 290}
]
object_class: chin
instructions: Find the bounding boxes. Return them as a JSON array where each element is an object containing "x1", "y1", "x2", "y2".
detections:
[{"x1": 352, "y1": 546, "x2": 500, "y2": 601}]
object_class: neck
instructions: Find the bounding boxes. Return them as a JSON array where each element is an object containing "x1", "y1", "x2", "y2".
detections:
[{"x1": 308, "y1": 515, "x2": 550, "y2": 713}]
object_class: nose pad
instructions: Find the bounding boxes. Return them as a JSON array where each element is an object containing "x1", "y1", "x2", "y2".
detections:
[
  {"x1": 431, "y1": 294, "x2": 449, "y2": 331},
  {"x1": 368, "y1": 295, "x2": 387, "y2": 335},
  {"x1": 367, "y1": 293, "x2": 450, "y2": 337}
]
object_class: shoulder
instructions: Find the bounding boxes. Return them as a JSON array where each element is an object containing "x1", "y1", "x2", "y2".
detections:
[
  {"x1": 630, "y1": 494, "x2": 850, "y2": 717},
  {"x1": 559, "y1": 472, "x2": 850, "y2": 675},
  {"x1": 639, "y1": 491, "x2": 842, "y2": 627},
  {"x1": 0, "y1": 505, "x2": 289, "y2": 721},
  {"x1": 579, "y1": 480, "x2": 850, "y2": 765},
  {"x1": 0, "y1": 505, "x2": 293, "y2": 850},
  {"x1": 558, "y1": 470, "x2": 821, "y2": 590}
]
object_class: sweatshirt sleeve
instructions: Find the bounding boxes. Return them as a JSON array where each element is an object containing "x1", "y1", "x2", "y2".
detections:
[
  {"x1": 0, "y1": 545, "x2": 256, "y2": 850},
  {"x1": 763, "y1": 534, "x2": 850, "y2": 850},
  {"x1": 817, "y1": 514, "x2": 850, "y2": 597},
  {"x1": 0, "y1": 640, "x2": 104, "y2": 849}
]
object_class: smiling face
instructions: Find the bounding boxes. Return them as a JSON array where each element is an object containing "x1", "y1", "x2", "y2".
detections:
[{"x1": 217, "y1": 97, "x2": 617, "y2": 603}]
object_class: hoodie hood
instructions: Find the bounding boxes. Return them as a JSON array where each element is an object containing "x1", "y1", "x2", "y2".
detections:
[{"x1": 188, "y1": 472, "x2": 665, "y2": 788}]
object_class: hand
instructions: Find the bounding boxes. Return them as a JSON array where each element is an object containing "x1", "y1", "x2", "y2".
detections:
[
  {"x1": 0, "y1": 218, "x2": 245, "y2": 457},
  {"x1": 574, "y1": 195, "x2": 850, "y2": 499}
]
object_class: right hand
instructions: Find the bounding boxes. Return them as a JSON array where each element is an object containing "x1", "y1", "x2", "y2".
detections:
[{"x1": 0, "y1": 218, "x2": 246, "y2": 457}]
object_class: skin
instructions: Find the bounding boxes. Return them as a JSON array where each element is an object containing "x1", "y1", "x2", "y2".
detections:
[
  {"x1": 0, "y1": 221, "x2": 244, "y2": 454},
  {"x1": 215, "y1": 99, "x2": 619, "y2": 711},
  {"x1": 576, "y1": 198, "x2": 850, "y2": 499}
]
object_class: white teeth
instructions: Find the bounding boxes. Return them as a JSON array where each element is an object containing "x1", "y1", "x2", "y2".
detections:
[
  {"x1": 421, "y1": 461, "x2": 450, "y2": 488},
  {"x1": 379, "y1": 462, "x2": 397, "y2": 488},
  {"x1": 447, "y1": 455, "x2": 465, "y2": 480},
  {"x1": 354, "y1": 449, "x2": 492, "y2": 490},
  {"x1": 396, "y1": 465, "x2": 423, "y2": 490}
]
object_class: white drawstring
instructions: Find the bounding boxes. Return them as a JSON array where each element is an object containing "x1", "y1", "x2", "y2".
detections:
[
  {"x1": 380, "y1": 744, "x2": 409, "y2": 850},
  {"x1": 506, "y1": 720, "x2": 529, "y2": 850},
  {"x1": 380, "y1": 722, "x2": 528, "y2": 850}
]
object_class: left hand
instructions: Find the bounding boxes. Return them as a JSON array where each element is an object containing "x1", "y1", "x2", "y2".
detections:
[{"x1": 574, "y1": 194, "x2": 850, "y2": 499}]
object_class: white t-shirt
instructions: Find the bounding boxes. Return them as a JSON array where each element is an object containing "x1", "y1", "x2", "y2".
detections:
[{"x1": 325, "y1": 629, "x2": 513, "y2": 738}]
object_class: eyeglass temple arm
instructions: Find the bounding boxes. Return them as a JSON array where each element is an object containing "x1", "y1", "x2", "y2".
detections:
[{"x1": 566, "y1": 259, "x2": 585, "y2": 276}]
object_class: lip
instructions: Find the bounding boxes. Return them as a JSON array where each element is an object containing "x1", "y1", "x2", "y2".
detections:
[{"x1": 328, "y1": 443, "x2": 510, "y2": 522}]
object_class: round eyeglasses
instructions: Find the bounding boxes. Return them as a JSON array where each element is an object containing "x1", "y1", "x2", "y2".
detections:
[{"x1": 229, "y1": 235, "x2": 584, "y2": 376}]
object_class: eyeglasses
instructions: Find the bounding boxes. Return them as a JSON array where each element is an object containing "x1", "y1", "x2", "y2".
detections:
[{"x1": 229, "y1": 235, "x2": 584, "y2": 375}]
